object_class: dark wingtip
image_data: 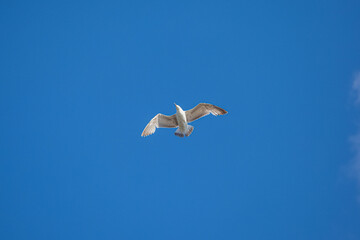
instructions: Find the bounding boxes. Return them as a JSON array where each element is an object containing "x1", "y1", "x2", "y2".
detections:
[
  {"x1": 221, "y1": 109, "x2": 228, "y2": 115},
  {"x1": 216, "y1": 106, "x2": 228, "y2": 115}
]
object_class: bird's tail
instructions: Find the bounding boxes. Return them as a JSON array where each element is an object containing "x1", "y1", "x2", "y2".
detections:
[
  {"x1": 185, "y1": 125, "x2": 194, "y2": 137},
  {"x1": 174, "y1": 128, "x2": 184, "y2": 137},
  {"x1": 174, "y1": 125, "x2": 194, "y2": 137}
]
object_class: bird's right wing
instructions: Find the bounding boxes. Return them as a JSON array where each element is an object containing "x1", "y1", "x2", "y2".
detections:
[
  {"x1": 141, "y1": 114, "x2": 178, "y2": 137},
  {"x1": 185, "y1": 103, "x2": 227, "y2": 123}
]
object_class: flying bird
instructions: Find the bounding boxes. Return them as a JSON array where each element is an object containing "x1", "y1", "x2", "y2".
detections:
[{"x1": 141, "y1": 103, "x2": 228, "y2": 137}]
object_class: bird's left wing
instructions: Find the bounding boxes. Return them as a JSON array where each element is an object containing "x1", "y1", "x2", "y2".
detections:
[
  {"x1": 141, "y1": 114, "x2": 178, "y2": 137},
  {"x1": 185, "y1": 103, "x2": 227, "y2": 123}
]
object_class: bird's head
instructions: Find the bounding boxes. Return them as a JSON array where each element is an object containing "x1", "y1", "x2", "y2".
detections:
[{"x1": 174, "y1": 103, "x2": 181, "y2": 111}]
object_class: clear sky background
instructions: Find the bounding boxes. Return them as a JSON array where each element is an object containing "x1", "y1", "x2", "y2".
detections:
[{"x1": 1, "y1": 0, "x2": 360, "y2": 239}]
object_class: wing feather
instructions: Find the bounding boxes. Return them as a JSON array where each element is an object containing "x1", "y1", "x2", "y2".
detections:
[
  {"x1": 141, "y1": 114, "x2": 178, "y2": 137},
  {"x1": 185, "y1": 103, "x2": 227, "y2": 123}
]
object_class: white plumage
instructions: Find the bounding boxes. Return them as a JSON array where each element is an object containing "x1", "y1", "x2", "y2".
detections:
[{"x1": 141, "y1": 103, "x2": 228, "y2": 137}]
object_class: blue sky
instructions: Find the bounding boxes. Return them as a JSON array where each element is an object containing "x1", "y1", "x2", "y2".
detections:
[{"x1": 1, "y1": 0, "x2": 360, "y2": 239}]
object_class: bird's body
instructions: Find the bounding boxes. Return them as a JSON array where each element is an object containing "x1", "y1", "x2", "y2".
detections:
[
  {"x1": 141, "y1": 103, "x2": 227, "y2": 137},
  {"x1": 175, "y1": 104, "x2": 187, "y2": 133}
]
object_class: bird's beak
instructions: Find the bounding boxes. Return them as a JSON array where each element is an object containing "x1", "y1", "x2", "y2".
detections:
[{"x1": 174, "y1": 103, "x2": 177, "y2": 107}]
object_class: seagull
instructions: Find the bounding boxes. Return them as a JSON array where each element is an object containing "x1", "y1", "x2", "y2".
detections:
[{"x1": 141, "y1": 103, "x2": 228, "y2": 137}]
